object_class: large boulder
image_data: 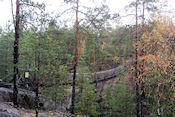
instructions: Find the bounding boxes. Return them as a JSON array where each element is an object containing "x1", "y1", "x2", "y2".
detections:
[
  {"x1": 0, "y1": 111, "x2": 20, "y2": 117},
  {"x1": 0, "y1": 103, "x2": 21, "y2": 117},
  {"x1": 0, "y1": 87, "x2": 46, "y2": 109}
]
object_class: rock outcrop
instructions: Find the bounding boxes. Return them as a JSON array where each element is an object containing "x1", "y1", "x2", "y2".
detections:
[
  {"x1": 0, "y1": 102, "x2": 74, "y2": 117},
  {"x1": 0, "y1": 87, "x2": 45, "y2": 109}
]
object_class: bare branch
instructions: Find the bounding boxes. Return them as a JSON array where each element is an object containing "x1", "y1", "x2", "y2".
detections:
[{"x1": 20, "y1": 2, "x2": 45, "y2": 12}]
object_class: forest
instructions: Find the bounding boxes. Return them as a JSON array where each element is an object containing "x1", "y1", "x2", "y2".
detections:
[{"x1": 0, "y1": 0, "x2": 174, "y2": 117}]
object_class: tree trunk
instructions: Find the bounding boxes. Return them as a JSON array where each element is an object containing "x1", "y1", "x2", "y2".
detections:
[
  {"x1": 71, "y1": 0, "x2": 79, "y2": 114},
  {"x1": 135, "y1": 0, "x2": 140, "y2": 116},
  {"x1": 13, "y1": 0, "x2": 20, "y2": 106},
  {"x1": 5, "y1": 36, "x2": 8, "y2": 74},
  {"x1": 93, "y1": 48, "x2": 97, "y2": 87},
  {"x1": 141, "y1": 1, "x2": 145, "y2": 117},
  {"x1": 35, "y1": 41, "x2": 41, "y2": 117}
]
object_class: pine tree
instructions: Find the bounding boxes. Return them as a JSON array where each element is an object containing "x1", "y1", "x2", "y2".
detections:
[
  {"x1": 71, "y1": 0, "x2": 80, "y2": 114},
  {"x1": 13, "y1": 0, "x2": 20, "y2": 106}
]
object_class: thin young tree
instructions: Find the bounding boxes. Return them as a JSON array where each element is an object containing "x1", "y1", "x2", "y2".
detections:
[
  {"x1": 35, "y1": 36, "x2": 41, "y2": 117},
  {"x1": 93, "y1": 48, "x2": 97, "y2": 87},
  {"x1": 5, "y1": 32, "x2": 9, "y2": 74},
  {"x1": 135, "y1": 0, "x2": 140, "y2": 116},
  {"x1": 71, "y1": 0, "x2": 79, "y2": 114}
]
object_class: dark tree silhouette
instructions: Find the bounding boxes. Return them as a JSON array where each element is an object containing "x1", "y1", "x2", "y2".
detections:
[
  {"x1": 13, "y1": 0, "x2": 20, "y2": 106},
  {"x1": 71, "y1": 0, "x2": 79, "y2": 114}
]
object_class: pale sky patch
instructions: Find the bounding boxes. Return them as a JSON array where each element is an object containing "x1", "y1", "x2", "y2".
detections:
[{"x1": 0, "y1": 0, "x2": 174, "y2": 29}]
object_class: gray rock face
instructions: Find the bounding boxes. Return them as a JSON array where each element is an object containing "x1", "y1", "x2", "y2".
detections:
[
  {"x1": 0, "y1": 102, "x2": 74, "y2": 117},
  {"x1": 0, "y1": 112, "x2": 20, "y2": 117},
  {"x1": 0, "y1": 87, "x2": 46, "y2": 109},
  {"x1": 0, "y1": 88, "x2": 14, "y2": 102},
  {"x1": 0, "y1": 103, "x2": 21, "y2": 117}
]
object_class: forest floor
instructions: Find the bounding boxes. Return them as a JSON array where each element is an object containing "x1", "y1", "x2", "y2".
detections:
[{"x1": 0, "y1": 102, "x2": 75, "y2": 117}]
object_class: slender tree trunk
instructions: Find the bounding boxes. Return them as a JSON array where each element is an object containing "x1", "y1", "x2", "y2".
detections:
[
  {"x1": 13, "y1": 0, "x2": 20, "y2": 106},
  {"x1": 35, "y1": 41, "x2": 40, "y2": 117},
  {"x1": 5, "y1": 36, "x2": 9, "y2": 74},
  {"x1": 93, "y1": 48, "x2": 98, "y2": 87},
  {"x1": 71, "y1": 0, "x2": 79, "y2": 114},
  {"x1": 93, "y1": 48, "x2": 96, "y2": 66},
  {"x1": 141, "y1": 1, "x2": 145, "y2": 117},
  {"x1": 135, "y1": 0, "x2": 140, "y2": 116}
]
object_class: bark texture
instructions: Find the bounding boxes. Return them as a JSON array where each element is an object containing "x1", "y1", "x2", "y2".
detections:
[{"x1": 13, "y1": 0, "x2": 20, "y2": 106}]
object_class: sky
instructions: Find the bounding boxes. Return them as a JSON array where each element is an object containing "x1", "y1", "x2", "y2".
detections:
[{"x1": 0, "y1": 0, "x2": 174, "y2": 29}]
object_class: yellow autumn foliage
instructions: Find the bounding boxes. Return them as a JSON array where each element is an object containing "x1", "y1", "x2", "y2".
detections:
[
  {"x1": 114, "y1": 56, "x2": 120, "y2": 62},
  {"x1": 102, "y1": 41, "x2": 106, "y2": 49}
]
